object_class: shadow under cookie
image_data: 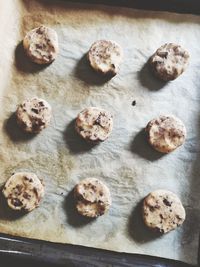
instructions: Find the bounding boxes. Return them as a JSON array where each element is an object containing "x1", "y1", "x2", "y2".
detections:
[
  {"x1": 15, "y1": 41, "x2": 51, "y2": 73},
  {"x1": 63, "y1": 119, "x2": 97, "y2": 154},
  {"x1": 138, "y1": 61, "x2": 167, "y2": 91},
  {"x1": 63, "y1": 189, "x2": 95, "y2": 228},
  {"x1": 130, "y1": 128, "x2": 165, "y2": 161},
  {"x1": 0, "y1": 189, "x2": 28, "y2": 221},
  {"x1": 74, "y1": 53, "x2": 115, "y2": 86},
  {"x1": 128, "y1": 199, "x2": 162, "y2": 244},
  {"x1": 4, "y1": 112, "x2": 37, "y2": 142}
]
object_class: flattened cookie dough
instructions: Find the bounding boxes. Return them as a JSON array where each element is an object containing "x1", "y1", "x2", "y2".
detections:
[
  {"x1": 74, "y1": 178, "x2": 111, "y2": 217},
  {"x1": 75, "y1": 107, "x2": 113, "y2": 143},
  {"x1": 88, "y1": 40, "x2": 123, "y2": 75},
  {"x1": 16, "y1": 97, "x2": 52, "y2": 133},
  {"x1": 2, "y1": 172, "x2": 44, "y2": 212},
  {"x1": 143, "y1": 190, "x2": 186, "y2": 233},
  {"x1": 23, "y1": 25, "x2": 59, "y2": 64},
  {"x1": 149, "y1": 43, "x2": 189, "y2": 81},
  {"x1": 145, "y1": 115, "x2": 186, "y2": 153}
]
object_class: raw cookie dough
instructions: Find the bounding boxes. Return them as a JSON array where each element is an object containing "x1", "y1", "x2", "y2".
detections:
[
  {"x1": 23, "y1": 25, "x2": 59, "y2": 64},
  {"x1": 75, "y1": 107, "x2": 113, "y2": 143},
  {"x1": 16, "y1": 97, "x2": 52, "y2": 133},
  {"x1": 74, "y1": 178, "x2": 111, "y2": 218},
  {"x1": 2, "y1": 172, "x2": 44, "y2": 212},
  {"x1": 149, "y1": 43, "x2": 189, "y2": 81},
  {"x1": 143, "y1": 189, "x2": 186, "y2": 233},
  {"x1": 88, "y1": 40, "x2": 123, "y2": 75},
  {"x1": 145, "y1": 115, "x2": 186, "y2": 153}
]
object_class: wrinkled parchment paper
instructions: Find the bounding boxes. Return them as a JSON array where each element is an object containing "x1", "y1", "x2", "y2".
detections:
[{"x1": 0, "y1": 0, "x2": 200, "y2": 264}]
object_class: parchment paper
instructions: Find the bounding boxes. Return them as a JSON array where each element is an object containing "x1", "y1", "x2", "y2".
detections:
[{"x1": 0, "y1": 0, "x2": 200, "y2": 264}]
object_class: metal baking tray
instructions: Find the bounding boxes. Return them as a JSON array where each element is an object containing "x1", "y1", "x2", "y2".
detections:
[{"x1": 0, "y1": 1, "x2": 200, "y2": 266}]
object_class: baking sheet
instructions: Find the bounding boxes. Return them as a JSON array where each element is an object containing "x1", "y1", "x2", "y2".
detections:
[{"x1": 0, "y1": 0, "x2": 200, "y2": 265}]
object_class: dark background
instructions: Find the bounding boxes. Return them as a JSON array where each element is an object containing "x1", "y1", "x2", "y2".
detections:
[
  {"x1": 69, "y1": 0, "x2": 200, "y2": 14},
  {"x1": 1, "y1": 0, "x2": 200, "y2": 266}
]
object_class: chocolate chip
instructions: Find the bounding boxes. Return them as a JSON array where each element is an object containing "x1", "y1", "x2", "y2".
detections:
[
  {"x1": 11, "y1": 198, "x2": 23, "y2": 207},
  {"x1": 132, "y1": 100, "x2": 136, "y2": 106},
  {"x1": 94, "y1": 115, "x2": 101, "y2": 126},
  {"x1": 39, "y1": 101, "x2": 45, "y2": 107},
  {"x1": 15, "y1": 184, "x2": 23, "y2": 194},
  {"x1": 31, "y1": 108, "x2": 39, "y2": 114},
  {"x1": 91, "y1": 185, "x2": 97, "y2": 191},
  {"x1": 163, "y1": 198, "x2": 172, "y2": 207},
  {"x1": 24, "y1": 176, "x2": 33, "y2": 182},
  {"x1": 149, "y1": 206, "x2": 155, "y2": 212},
  {"x1": 36, "y1": 44, "x2": 43, "y2": 49},
  {"x1": 157, "y1": 51, "x2": 168, "y2": 58},
  {"x1": 23, "y1": 192, "x2": 31, "y2": 200},
  {"x1": 155, "y1": 226, "x2": 164, "y2": 233},
  {"x1": 36, "y1": 27, "x2": 44, "y2": 34},
  {"x1": 176, "y1": 215, "x2": 182, "y2": 221}
]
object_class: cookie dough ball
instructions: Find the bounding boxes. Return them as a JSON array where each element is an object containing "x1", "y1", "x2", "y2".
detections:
[
  {"x1": 143, "y1": 190, "x2": 186, "y2": 233},
  {"x1": 88, "y1": 40, "x2": 123, "y2": 76},
  {"x1": 23, "y1": 25, "x2": 59, "y2": 64},
  {"x1": 74, "y1": 178, "x2": 111, "y2": 218},
  {"x1": 75, "y1": 107, "x2": 113, "y2": 143},
  {"x1": 16, "y1": 97, "x2": 52, "y2": 133},
  {"x1": 149, "y1": 43, "x2": 189, "y2": 81},
  {"x1": 145, "y1": 115, "x2": 186, "y2": 153},
  {"x1": 2, "y1": 172, "x2": 44, "y2": 212}
]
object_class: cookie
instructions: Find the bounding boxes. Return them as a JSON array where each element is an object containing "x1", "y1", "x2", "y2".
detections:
[
  {"x1": 74, "y1": 178, "x2": 111, "y2": 218},
  {"x1": 16, "y1": 97, "x2": 52, "y2": 133},
  {"x1": 145, "y1": 115, "x2": 186, "y2": 153},
  {"x1": 88, "y1": 40, "x2": 123, "y2": 76},
  {"x1": 149, "y1": 43, "x2": 189, "y2": 81},
  {"x1": 23, "y1": 25, "x2": 59, "y2": 64},
  {"x1": 75, "y1": 107, "x2": 113, "y2": 143},
  {"x1": 143, "y1": 190, "x2": 186, "y2": 233},
  {"x1": 2, "y1": 172, "x2": 44, "y2": 212}
]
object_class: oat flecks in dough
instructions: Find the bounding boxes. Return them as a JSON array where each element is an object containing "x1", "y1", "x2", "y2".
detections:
[
  {"x1": 149, "y1": 43, "x2": 189, "y2": 81},
  {"x1": 145, "y1": 115, "x2": 186, "y2": 153},
  {"x1": 2, "y1": 172, "x2": 44, "y2": 212},
  {"x1": 75, "y1": 107, "x2": 113, "y2": 143},
  {"x1": 143, "y1": 189, "x2": 186, "y2": 234},
  {"x1": 88, "y1": 40, "x2": 123, "y2": 75},
  {"x1": 74, "y1": 178, "x2": 111, "y2": 218},
  {"x1": 23, "y1": 25, "x2": 59, "y2": 64},
  {"x1": 16, "y1": 97, "x2": 52, "y2": 133}
]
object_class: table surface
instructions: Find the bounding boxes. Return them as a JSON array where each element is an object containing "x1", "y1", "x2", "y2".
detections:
[
  {"x1": 0, "y1": 234, "x2": 196, "y2": 267},
  {"x1": 1, "y1": 0, "x2": 200, "y2": 266}
]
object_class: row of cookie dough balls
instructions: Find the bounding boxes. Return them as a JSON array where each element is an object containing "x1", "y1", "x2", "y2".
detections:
[
  {"x1": 2, "y1": 172, "x2": 185, "y2": 234},
  {"x1": 23, "y1": 25, "x2": 190, "y2": 81},
  {"x1": 16, "y1": 96, "x2": 187, "y2": 153}
]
